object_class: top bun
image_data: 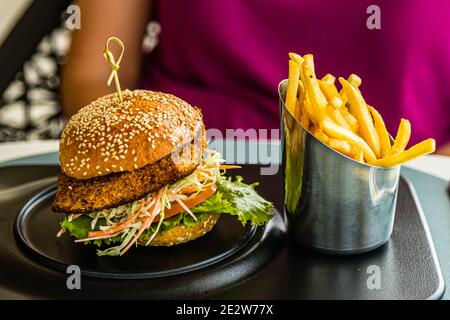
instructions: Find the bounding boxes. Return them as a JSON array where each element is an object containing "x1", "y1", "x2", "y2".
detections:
[{"x1": 59, "y1": 90, "x2": 203, "y2": 180}]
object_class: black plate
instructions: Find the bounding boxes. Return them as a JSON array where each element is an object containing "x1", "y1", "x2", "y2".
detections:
[
  {"x1": 15, "y1": 185, "x2": 257, "y2": 279},
  {"x1": 0, "y1": 165, "x2": 285, "y2": 298}
]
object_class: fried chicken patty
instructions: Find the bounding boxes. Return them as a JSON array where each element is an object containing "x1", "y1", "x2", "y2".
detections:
[{"x1": 52, "y1": 141, "x2": 202, "y2": 214}]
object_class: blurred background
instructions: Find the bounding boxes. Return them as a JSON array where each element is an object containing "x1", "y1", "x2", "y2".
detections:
[
  {"x1": 0, "y1": 0, "x2": 449, "y2": 156},
  {"x1": 0, "y1": 0, "x2": 157, "y2": 142},
  {"x1": 0, "y1": 0, "x2": 68, "y2": 141}
]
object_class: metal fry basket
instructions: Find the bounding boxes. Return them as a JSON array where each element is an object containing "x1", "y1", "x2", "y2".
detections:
[{"x1": 279, "y1": 80, "x2": 400, "y2": 254}]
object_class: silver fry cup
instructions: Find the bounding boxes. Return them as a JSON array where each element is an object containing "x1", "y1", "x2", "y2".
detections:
[{"x1": 279, "y1": 80, "x2": 400, "y2": 254}]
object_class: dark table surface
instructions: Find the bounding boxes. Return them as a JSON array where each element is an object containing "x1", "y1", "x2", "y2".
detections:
[{"x1": 1, "y1": 152, "x2": 449, "y2": 299}]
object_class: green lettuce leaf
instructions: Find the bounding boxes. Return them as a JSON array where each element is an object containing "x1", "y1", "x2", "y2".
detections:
[
  {"x1": 60, "y1": 215, "x2": 122, "y2": 247},
  {"x1": 61, "y1": 176, "x2": 273, "y2": 245},
  {"x1": 190, "y1": 191, "x2": 233, "y2": 212},
  {"x1": 61, "y1": 215, "x2": 91, "y2": 239},
  {"x1": 216, "y1": 176, "x2": 273, "y2": 226}
]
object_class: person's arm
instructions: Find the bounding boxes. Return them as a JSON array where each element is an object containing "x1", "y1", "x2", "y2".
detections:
[
  {"x1": 61, "y1": 0, "x2": 151, "y2": 117},
  {"x1": 437, "y1": 142, "x2": 450, "y2": 156}
]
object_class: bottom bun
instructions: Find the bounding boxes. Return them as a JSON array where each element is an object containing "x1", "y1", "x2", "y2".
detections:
[{"x1": 138, "y1": 213, "x2": 221, "y2": 246}]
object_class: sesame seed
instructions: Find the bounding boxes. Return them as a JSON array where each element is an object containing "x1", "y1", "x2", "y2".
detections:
[{"x1": 60, "y1": 89, "x2": 202, "y2": 177}]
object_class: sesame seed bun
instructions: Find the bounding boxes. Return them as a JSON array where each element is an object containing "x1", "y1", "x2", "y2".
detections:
[
  {"x1": 138, "y1": 213, "x2": 221, "y2": 246},
  {"x1": 59, "y1": 90, "x2": 203, "y2": 180}
]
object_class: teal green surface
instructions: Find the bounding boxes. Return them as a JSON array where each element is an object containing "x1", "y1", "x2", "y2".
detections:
[{"x1": 1, "y1": 146, "x2": 448, "y2": 299}]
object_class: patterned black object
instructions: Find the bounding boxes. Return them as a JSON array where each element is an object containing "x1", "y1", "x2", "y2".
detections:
[
  {"x1": 0, "y1": 0, "x2": 73, "y2": 142},
  {"x1": 0, "y1": 28, "x2": 69, "y2": 142}
]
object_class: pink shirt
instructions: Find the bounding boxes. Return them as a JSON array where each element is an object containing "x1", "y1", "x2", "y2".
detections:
[{"x1": 141, "y1": 0, "x2": 450, "y2": 147}]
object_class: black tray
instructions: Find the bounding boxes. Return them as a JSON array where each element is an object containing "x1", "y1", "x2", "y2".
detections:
[{"x1": 0, "y1": 165, "x2": 445, "y2": 299}]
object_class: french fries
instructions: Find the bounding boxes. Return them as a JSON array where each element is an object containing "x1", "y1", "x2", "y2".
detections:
[
  {"x1": 322, "y1": 118, "x2": 377, "y2": 162},
  {"x1": 367, "y1": 105, "x2": 391, "y2": 157},
  {"x1": 319, "y1": 81, "x2": 343, "y2": 106},
  {"x1": 339, "y1": 74, "x2": 361, "y2": 103},
  {"x1": 328, "y1": 138, "x2": 353, "y2": 157},
  {"x1": 313, "y1": 128, "x2": 329, "y2": 144},
  {"x1": 340, "y1": 107, "x2": 359, "y2": 132},
  {"x1": 284, "y1": 53, "x2": 436, "y2": 168},
  {"x1": 369, "y1": 139, "x2": 435, "y2": 167},
  {"x1": 339, "y1": 78, "x2": 381, "y2": 158},
  {"x1": 295, "y1": 79, "x2": 306, "y2": 121},
  {"x1": 321, "y1": 73, "x2": 336, "y2": 84},
  {"x1": 388, "y1": 119, "x2": 411, "y2": 156},
  {"x1": 289, "y1": 52, "x2": 304, "y2": 65},
  {"x1": 327, "y1": 104, "x2": 352, "y2": 131},
  {"x1": 300, "y1": 104, "x2": 310, "y2": 129},
  {"x1": 303, "y1": 54, "x2": 316, "y2": 75},
  {"x1": 354, "y1": 146, "x2": 364, "y2": 162},
  {"x1": 286, "y1": 60, "x2": 300, "y2": 115},
  {"x1": 348, "y1": 74, "x2": 362, "y2": 89},
  {"x1": 301, "y1": 61, "x2": 328, "y2": 121}
]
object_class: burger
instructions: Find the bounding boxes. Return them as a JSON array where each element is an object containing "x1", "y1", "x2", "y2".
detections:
[{"x1": 52, "y1": 89, "x2": 272, "y2": 256}]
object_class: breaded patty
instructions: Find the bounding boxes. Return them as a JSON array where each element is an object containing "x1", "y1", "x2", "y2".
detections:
[{"x1": 52, "y1": 141, "x2": 202, "y2": 214}]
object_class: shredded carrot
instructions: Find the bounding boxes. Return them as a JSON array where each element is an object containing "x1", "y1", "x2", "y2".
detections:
[
  {"x1": 174, "y1": 197, "x2": 197, "y2": 221},
  {"x1": 219, "y1": 165, "x2": 241, "y2": 170},
  {"x1": 74, "y1": 231, "x2": 123, "y2": 242},
  {"x1": 156, "y1": 183, "x2": 217, "y2": 222},
  {"x1": 179, "y1": 185, "x2": 199, "y2": 194},
  {"x1": 194, "y1": 168, "x2": 212, "y2": 178},
  {"x1": 87, "y1": 202, "x2": 143, "y2": 238},
  {"x1": 120, "y1": 191, "x2": 163, "y2": 256}
]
